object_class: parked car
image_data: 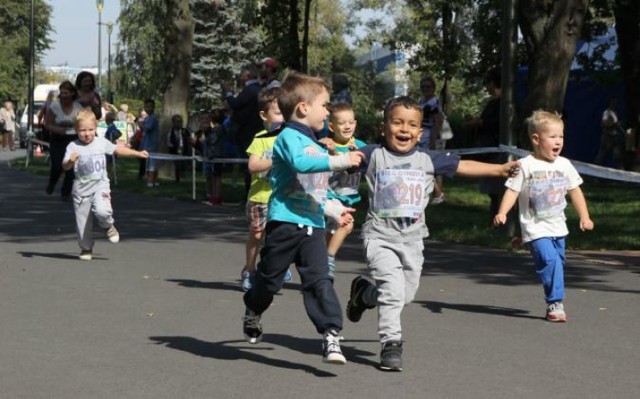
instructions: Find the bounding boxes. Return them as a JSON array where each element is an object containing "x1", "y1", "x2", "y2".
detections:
[{"x1": 18, "y1": 84, "x2": 59, "y2": 148}]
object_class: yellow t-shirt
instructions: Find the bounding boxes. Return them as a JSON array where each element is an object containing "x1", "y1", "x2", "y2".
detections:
[{"x1": 246, "y1": 130, "x2": 277, "y2": 204}]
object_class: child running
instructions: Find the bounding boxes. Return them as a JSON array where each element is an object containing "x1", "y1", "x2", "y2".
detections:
[
  {"x1": 345, "y1": 96, "x2": 520, "y2": 371},
  {"x1": 241, "y1": 87, "x2": 292, "y2": 291},
  {"x1": 63, "y1": 109, "x2": 149, "y2": 260},
  {"x1": 326, "y1": 102, "x2": 367, "y2": 278},
  {"x1": 494, "y1": 110, "x2": 594, "y2": 322},
  {"x1": 242, "y1": 73, "x2": 363, "y2": 364}
]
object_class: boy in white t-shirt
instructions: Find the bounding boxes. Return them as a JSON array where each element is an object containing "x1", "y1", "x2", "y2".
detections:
[
  {"x1": 494, "y1": 110, "x2": 594, "y2": 322},
  {"x1": 63, "y1": 109, "x2": 149, "y2": 260}
]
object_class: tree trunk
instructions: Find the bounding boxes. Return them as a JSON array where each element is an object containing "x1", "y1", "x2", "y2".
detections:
[
  {"x1": 160, "y1": 0, "x2": 194, "y2": 178},
  {"x1": 301, "y1": 0, "x2": 312, "y2": 73},
  {"x1": 288, "y1": 0, "x2": 301, "y2": 71},
  {"x1": 518, "y1": 0, "x2": 588, "y2": 138},
  {"x1": 613, "y1": 0, "x2": 640, "y2": 147}
]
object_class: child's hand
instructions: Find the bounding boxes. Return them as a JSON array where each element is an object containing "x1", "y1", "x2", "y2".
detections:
[
  {"x1": 348, "y1": 151, "x2": 364, "y2": 167},
  {"x1": 139, "y1": 150, "x2": 149, "y2": 159},
  {"x1": 318, "y1": 137, "x2": 336, "y2": 154},
  {"x1": 494, "y1": 213, "x2": 507, "y2": 226},
  {"x1": 338, "y1": 207, "x2": 356, "y2": 227},
  {"x1": 69, "y1": 152, "x2": 80, "y2": 163},
  {"x1": 501, "y1": 161, "x2": 521, "y2": 177},
  {"x1": 579, "y1": 218, "x2": 594, "y2": 231}
]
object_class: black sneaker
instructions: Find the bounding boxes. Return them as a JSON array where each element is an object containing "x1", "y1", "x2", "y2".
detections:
[
  {"x1": 242, "y1": 310, "x2": 263, "y2": 344},
  {"x1": 346, "y1": 276, "x2": 375, "y2": 323},
  {"x1": 379, "y1": 341, "x2": 403, "y2": 371},
  {"x1": 322, "y1": 329, "x2": 346, "y2": 364}
]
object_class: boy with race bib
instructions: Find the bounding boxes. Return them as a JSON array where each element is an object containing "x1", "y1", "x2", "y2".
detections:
[
  {"x1": 345, "y1": 96, "x2": 520, "y2": 371},
  {"x1": 494, "y1": 110, "x2": 593, "y2": 322},
  {"x1": 63, "y1": 109, "x2": 149, "y2": 260}
]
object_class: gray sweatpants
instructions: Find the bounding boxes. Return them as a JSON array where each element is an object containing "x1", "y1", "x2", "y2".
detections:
[
  {"x1": 364, "y1": 238, "x2": 424, "y2": 343},
  {"x1": 73, "y1": 182, "x2": 114, "y2": 251}
]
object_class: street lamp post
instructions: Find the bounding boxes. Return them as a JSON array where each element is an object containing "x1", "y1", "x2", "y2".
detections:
[
  {"x1": 96, "y1": 0, "x2": 104, "y2": 89},
  {"x1": 98, "y1": 21, "x2": 115, "y2": 102},
  {"x1": 27, "y1": 0, "x2": 35, "y2": 159}
]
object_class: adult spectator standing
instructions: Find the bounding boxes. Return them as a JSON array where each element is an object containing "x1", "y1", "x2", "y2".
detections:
[
  {"x1": 594, "y1": 97, "x2": 624, "y2": 168},
  {"x1": 260, "y1": 57, "x2": 281, "y2": 89},
  {"x1": 44, "y1": 80, "x2": 83, "y2": 200},
  {"x1": 462, "y1": 67, "x2": 504, "y2": 223},
  {"x1": 0, "y1": 101, "x2": 17, "y2": 151},
  {"x1": 166, "y1": 114, "x2": 193, "y2": 183},
  {"x1": 223, "y1": 63, "x2": 263, "y2": 195},
  {"x1": 75, "y1": 71, "x2": 102, "y2": 120},
  {"x1": 332, "y1": 74, "x2": 352, "y2": 105},
  {"x1": 141, "y1": 99, "x2": 160, "y2": 187}
]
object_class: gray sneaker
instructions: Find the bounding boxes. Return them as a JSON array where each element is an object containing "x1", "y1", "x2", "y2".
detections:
[{"x1": 380, "y1": 341, "x2": 403, "y2": 371}]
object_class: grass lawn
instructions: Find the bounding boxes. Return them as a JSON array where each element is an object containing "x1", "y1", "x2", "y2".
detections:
[{"x1": 13, "y1": 155, "x2": 640, "y2": 251}]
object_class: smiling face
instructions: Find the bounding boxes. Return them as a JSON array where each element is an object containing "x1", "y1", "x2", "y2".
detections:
[
  {"x1": 76, "y1": 118, "x2": 97, "y2": 144},
  {"x1": 329, "y1": 109, "x2": 357, "y2": 144},
  {"x1": 532, "y1": 121, "x2": 564, "y2": 162},
  {"x1": 382, "y1": 105, "x2": 423, "y2": 153}
]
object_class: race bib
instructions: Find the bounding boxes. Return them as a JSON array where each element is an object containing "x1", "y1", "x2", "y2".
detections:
[
  {"x1": 373, "y1": 169, "x2": 427, "y2": 218},
  {"x1": 528, "y1": 170, "x2": 568, "y2": 218},
  {"x1": 76, "y1": 154, "x2": 107, "y2": 182},
  {"x1": 330, "y1": 170, "x2": 361, "y2": 196}
]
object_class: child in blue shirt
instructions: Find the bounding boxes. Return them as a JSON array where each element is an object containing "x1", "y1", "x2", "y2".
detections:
[{"x1": 242, "y1": 73, "x2": 363, "y2": 365}]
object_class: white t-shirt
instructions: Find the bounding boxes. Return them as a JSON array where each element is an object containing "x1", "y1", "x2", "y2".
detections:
[
  {"x1": 50, "y1": 101, "x2": 84, "y2": 135},
  {"x1": 64, "y1": 136, "x2": 117, "y2": 196},
  {"x1": 505, "y1": 154, "x2": 583, "y2": 243}
]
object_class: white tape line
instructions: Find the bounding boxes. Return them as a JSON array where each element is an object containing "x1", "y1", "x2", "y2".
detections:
[{"x1": 147, "y1": 152, "x2": 248, "y2": 164}]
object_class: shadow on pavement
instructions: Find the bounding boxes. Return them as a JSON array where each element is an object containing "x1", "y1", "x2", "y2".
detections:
[
  {"x1": 416, "y1": 300, "x2": 543, "y2": 320},
  {"x1": 150, "y1": 335, "x2": 339, "y2": 377},
  {"x1": 166, "y1": 279, "x2": 301, "y2": 293}
]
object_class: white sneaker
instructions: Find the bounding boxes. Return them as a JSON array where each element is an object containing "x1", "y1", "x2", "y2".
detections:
[
  {"x1": 106, "y1": 225, "x2": 120, "y2": 243},
  {"x1": 322, "y1": 329, "x2": 346, "y2": 364},
  {"x1": 79, "y1": 250, "x2": 93, "y2": 261},
  {"x1": 430, "y1": 193, "x2": 445, "y2": 205}
]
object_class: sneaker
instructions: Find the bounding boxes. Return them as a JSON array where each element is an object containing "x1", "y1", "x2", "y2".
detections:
[
  {"x1": 242, "y1": 310, "x2": 263, "y2": 344},
  {"x1": 322, "y1": 329, "x2": 346, "y2": 364},
  {"x1": 546, "y1": 302, "x2": 567, "y2": 322},
  {"x1": 79, "y1": 250, "x2": 93, "y2": 261},
  {"x1": 380, "y1": 341, "x2": 403, "y2": 371},
  {"x1": 106, "y1": 225, "x2": 120, "y2": 243},
  {"x1": 430, "y1": 193, "x2": 445, "y2": 205},
  {"x1": 146, "y1": 182, "x2": 154, "y2": 188},
  {"x1": 153, "y1": 182, "x2": 160, "y2": 187},
  {"x1": 241, "y1": 269, "x2": 253, "y2": 292},
  {"x1": 346, "y1": 276, "x2": 375, "y2": 323},
  {"x1": 283, "y1": 268, "x2": 292, "y2": 283}
]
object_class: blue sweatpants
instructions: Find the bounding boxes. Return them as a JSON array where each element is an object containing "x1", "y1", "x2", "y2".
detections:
[{"x1": 529, "y1": 237, "x2": 566, "y2": 304}]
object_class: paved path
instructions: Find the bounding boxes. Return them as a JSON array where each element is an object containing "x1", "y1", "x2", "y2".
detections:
[{"x1": 1, "y1": 150, "x2": 639, "y2": 399}]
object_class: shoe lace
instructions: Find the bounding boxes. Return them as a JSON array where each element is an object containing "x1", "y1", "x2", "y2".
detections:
[
  {"x1": 243, "y1": 314, "x2": 261, "y2": 330},
  {"x1": 324, "y1": 331, "x2": 344, "y2": 353}
]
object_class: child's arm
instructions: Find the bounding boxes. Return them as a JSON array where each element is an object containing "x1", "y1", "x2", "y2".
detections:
[
  {"x1": 324, "y1": 199, "x2": 355, "y2": 227},
  {"x1": 114, "y1": 146, "x2": 149, "y2": 159},
  {"x1": 248, "y1": 154, "x2": 272, "y2": 174},
  {"x1": 456, "y1": 160, "x2": 520, "y2": 178},
  {"x1": 277, "y1": 132, "x2": 363, "y2": 173},
  {"x1": 62, "y1": 152, "x2": 79, "y2": 171},
  {"x1": 568, "y1": 187, "x2": 594, "y2": 231},
  {"x1": 493, "y1": 189, "x2": 519, "y2": 226}
]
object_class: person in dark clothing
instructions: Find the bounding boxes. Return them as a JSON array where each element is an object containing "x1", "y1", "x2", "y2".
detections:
[
  {"x1": 223, "y1": 63, "x2": 264, "y2": 195},
  {"x1": 166, "y1": 114, "x2": 193, "y2": 182}
]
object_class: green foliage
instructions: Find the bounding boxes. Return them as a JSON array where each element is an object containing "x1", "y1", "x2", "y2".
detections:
[
  {"x1": 190, "y1": 0, "x2": 262, "y2": 110},
  {"x1": 0, "y1": 0, "x2": 53, "y2": 104}
]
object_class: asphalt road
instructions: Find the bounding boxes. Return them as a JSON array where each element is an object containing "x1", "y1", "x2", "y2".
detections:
[{"x1": 1, "y1": 149, "x2": 639, "y2": 399}]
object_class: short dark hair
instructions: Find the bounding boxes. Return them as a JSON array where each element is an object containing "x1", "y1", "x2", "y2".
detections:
[
  {"x1": 258, "y1": 87, "x2": 281, "y2": 112},
  {"x1": 74, "y1": 71, "x2": 96, "y2": 90},
  {"x1": 383, "y1": 96, "x2": 422, "y2": 122},
  {"x1": 144, "y1": 98, "x2": 155, "y2": 106},
  {"x1": 278, "y1": 72, "x2": 329, "y2": 122},
  {"x1": 484, "y1": 66, "x2": 502, "y2": 89}
]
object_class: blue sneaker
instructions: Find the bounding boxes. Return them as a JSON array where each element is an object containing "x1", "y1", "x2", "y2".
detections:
[
  {"x1": 241, "y1": 270, "x2": 253, "y2": 292},
  {"x1": 283, "y1": 269, "x2": 293, "y2": 283}
]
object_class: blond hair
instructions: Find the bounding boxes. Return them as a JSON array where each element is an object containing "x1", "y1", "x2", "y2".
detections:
[
  {"x1": 75, "y1": 108, "x2": 98, "y2": 127},
  {"x1": 526, "y1": 110, "x2": 563, "y2": 138},
  {"x1": 278, "y1": 72, "x2": 329, "y2": 121}
]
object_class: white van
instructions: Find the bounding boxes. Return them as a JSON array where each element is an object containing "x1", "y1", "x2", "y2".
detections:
[{"x1": 19, "y1": 84, "x2": 59, "y2": 148}]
